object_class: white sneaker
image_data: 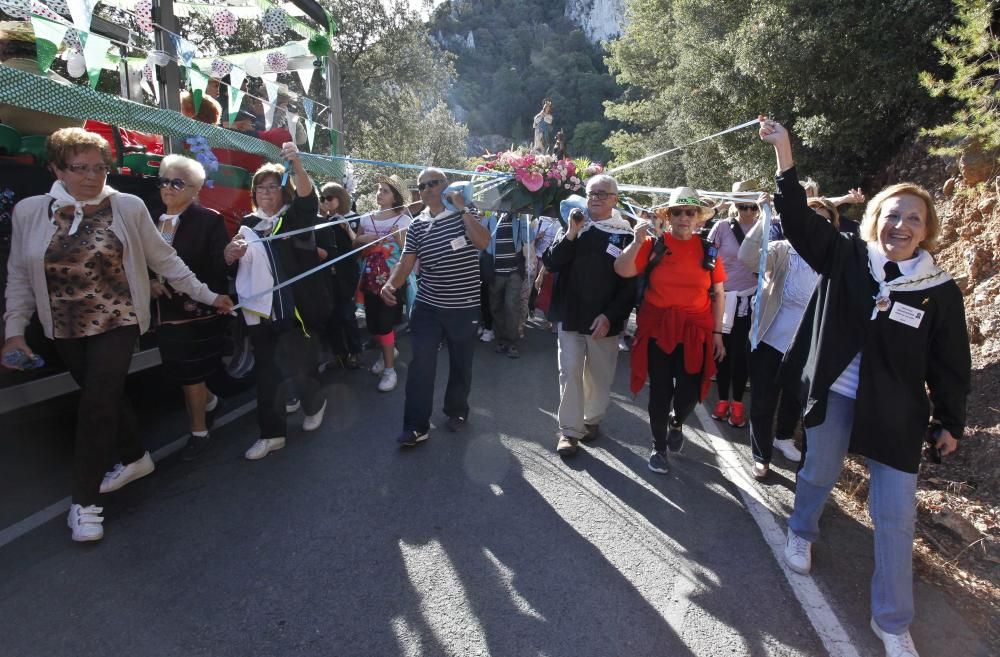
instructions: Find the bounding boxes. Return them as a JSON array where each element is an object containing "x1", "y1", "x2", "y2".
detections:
[
  {"x1": 302, "y1": 400, "x2": 327, "y2": 431},
  {"x1": 784, "y1": 529, "x2": 812, "y2": 575},
  {"x1": 774, "y1": 438, "x2": 802, "y2": 462},
  {"x1": 285, "y1": 398, "x2": 301, "y2": 414},
  {"x1": 370, "y1": 348, "x2": 399, "y2": 375},
  {"x1": 99, "y1": 452, "x2": 155, "y2": 494},
  {"x1": 245, "y1": 437, "x2": 286, "y2": 460},
  {"x1": 871, "y1": 618, "x2": 920, "y2": 657},
  {"x1": 67, "y1": 504, "x2": 104, "y2": 542},
  {"x1": 378, "y1": 368, "x2": 397, "y2": 392},
  {"x1": 479, "y1": 329, "x2": 495, "y2": 343}
]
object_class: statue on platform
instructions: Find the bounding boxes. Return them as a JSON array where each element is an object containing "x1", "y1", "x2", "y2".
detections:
[
  {"x1": 552, "y1": 129, "x2": 567, "y2": 160},
  {"x1": 532, "y1": 99, "x2": 553, "y2": 153}
]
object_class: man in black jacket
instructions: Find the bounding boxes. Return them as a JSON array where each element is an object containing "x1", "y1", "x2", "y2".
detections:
[{"x1": 543, "y1": 174, "x2": 636, "y2": 456}]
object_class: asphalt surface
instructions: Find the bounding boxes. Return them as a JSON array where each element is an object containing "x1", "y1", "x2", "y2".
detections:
[{"x1": 0, "y1": 322, "x2": 991, "y2": 657}]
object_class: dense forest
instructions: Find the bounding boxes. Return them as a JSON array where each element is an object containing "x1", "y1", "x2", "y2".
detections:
[{"x1": 428, "y1": 0, "x2": 621, "y2": 161}]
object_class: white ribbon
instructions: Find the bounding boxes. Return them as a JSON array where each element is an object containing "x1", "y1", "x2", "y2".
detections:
[{"x1": 608, "y1": 118, "x2": 761, "y2": 175}]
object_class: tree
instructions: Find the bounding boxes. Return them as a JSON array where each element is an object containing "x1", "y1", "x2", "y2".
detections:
[
  {"x1": 920, "y1": 0, "x2": 1000, "y2": 155},
  {"x1": 604, "y1": 0, "x2": 955, "y2": 192},
  {"x1": 569, "y1": 121, "x2": 611, "y2": 162}
]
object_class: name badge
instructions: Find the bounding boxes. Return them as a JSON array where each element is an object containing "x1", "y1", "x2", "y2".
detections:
[
  {"x1": 606, "y1": 243, "x2": 622, "y2": 258},
  {"x1": 450, "y1": 235, "x2": 467, "y2": 251},
  {"x1": 888, "y1": 302, "x2": 924, "y2": 328}
]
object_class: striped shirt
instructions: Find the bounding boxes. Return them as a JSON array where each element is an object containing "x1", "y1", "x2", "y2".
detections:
[
  {"x1": 493, "y1": 215, "x2": 521, "y2": 274},
  {"x1": 403, "y1": 209, "x2": 481, "y2": 309}
]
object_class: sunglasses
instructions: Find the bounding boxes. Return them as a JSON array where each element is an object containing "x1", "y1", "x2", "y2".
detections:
[
  {"x1": 417, "y1": 179, "x2": 445, "y2": 192},
  {"x1": 65, "y1": 163, "x2": 112, "y2": 176},
  {"x1": 256, "y1": 184, "x2": 282, "y2": 193},
  {"x1": 587, "y1": 190, "x2": 617, "y2": 201},
  {"x1": 157, "y1": 177, "x2": 188, "y2": 191},
  {"x1": 320, "y1": 195, "x2": 338, "y2": 203},
  {"x1": 670, "y1": 208, "x2": 700, "y2": 218},
  {"x1": 737, "y1": 204, "x2": 759, "y2": 212}
]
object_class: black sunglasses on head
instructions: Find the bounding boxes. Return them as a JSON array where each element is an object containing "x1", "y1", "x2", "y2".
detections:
[
  {"x1": 157, "y1": 177, "x2": 188, "y2": 191},
  {"x1": 417, "y1": 179, "x2": 445, "y2": 192}
]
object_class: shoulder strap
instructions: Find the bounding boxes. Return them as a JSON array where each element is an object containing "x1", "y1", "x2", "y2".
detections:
[
  {"x1": 637, "y1": 236, "x2": 671, "y2": 306},
  {"x1": 729, "y1": 218, "x2": 746, "y2": 244}
]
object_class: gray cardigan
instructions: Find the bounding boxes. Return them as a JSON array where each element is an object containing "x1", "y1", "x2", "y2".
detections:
[
  {"x1": 5, "y1": 192, "x2": 219, "y2": 339},
  {"x1": 737, "y1": 218, "x2": 792, "y2": 346}
]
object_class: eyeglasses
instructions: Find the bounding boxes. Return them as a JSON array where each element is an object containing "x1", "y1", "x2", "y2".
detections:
[
  {"x1": 320, "y1": 195, "x2": 338, "y2": 203},
  {"x1": 65, "y1": 163, "x2": 111, "y2": 176},
  {"x1": 157, "y1": 177, "x2": 188, "y2": 190},
  {"x1": 737, "y1": 204, "x2": 759, "y2": 212},
  {"x1": 587, "y1": 190, "x2": 617, "y2": 201},
  {"x1": 417, "y1": 179, "x2": 445, "y2": 192},
  {"x1": 256, "y1": 184, "x2": 282, "y2": 193},
  {"x1": 670, "y1": 208, "x2": 699, "y2": 218}
]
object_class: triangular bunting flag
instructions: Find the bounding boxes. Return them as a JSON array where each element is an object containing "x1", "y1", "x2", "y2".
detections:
[
  {"x1": 295, "y1": 66, "x2": 314, "y2": 96},
  {"x1": 29, "y1": 15, "x2": 67, "y2": 73},
  {"x1": 143, "y1": 54, "x2": 159, "y2": 102},
  {"x1": 263, "y1": 80, "x2": 280, "y2": 103},
  {"x1": 81, "y1": 30, "x2": 112, "y2": 89},
  {"x1": 329, "y1": 128, "x2": 338, "y2": 155},
  {"x1": 261, "y1": 72, "x2": 278, "y2": 83},
  {"x1": 66, "y1": 0, "x2": 96, "y2": 33},
  {"x1": 170, "y1": 34, "x2": 197, "y2": 68},
  {"x1": 264, "y1": 101, "x2": 277, "y2": 131},
  {"x1": 302, "y1": 97, "x2": 314, "y2": 121},
  {"x1": 286, "y1": 111, "x2": 299, "y2": 144},
  {"x1": 188, "y1": 67, "x2": 210, "y2": 114},
  {"x1": 228, "y1": 67, "x2": 247, "y2": 125},
  {"x1": 304, "y1": 118, "x2": 316, "y2": 152}
]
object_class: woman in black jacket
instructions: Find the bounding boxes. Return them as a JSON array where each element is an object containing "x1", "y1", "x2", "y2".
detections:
[
  {"x1": 316, "y1": 181, "x2": 362, "y2": 370},
  {"x1": 225, "y1": 142, "x2": 330, "y2": 460},
  {"x1": 151, "y1": 155, "x2": 231, "y2": 461},
  {"x1": 542, "y1": 174, "x2": 635, "y2": 457},
  {"x1": 759, "y1": 118, "x2": 970, "y2": 657}
]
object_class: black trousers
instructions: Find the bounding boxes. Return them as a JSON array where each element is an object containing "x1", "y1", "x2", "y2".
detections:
[
  {"x1": 328, "y1": 291, "x2": 362, "y2": 357},
  {"x1": 648, "y1": 340, "x2": 701, "y2": 453},
  {"x1": 748, "y1": 342, "x2": 803, "y2": 464},
  {"x1": 479, "y1": 280, "x2": 493, "y2": 331},
  {"x1": 247, "y1": 322, "x2": 324, "y2": 439},
  {"x1": 403, "y1": 302, "x2": 479, "y2": 433},
  {"x1": 716, "y1": 310, "x2": 751, "y2": 402},
  {"x1": 55, "y1": 325, "x2": 144, "y2": 506}
]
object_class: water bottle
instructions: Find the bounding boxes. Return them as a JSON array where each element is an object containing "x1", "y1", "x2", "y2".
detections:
[
  {"x1": 442, "y1": 181, "x2": 474, "y2": 213},
  {"x1": 2, "y1": 348, "x2": 45, "y2": 370}
]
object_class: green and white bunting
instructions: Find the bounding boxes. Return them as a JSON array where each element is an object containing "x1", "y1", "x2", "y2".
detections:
[
  {"x1": 81, "y1": 30, "x2": 111, "y2": 89},
  {"x1": 29, "y1": 14, "x2": 67, "y2": 73}
]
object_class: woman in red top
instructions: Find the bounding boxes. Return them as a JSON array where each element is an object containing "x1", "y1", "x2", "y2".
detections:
[{"x1": 615, "y1": 187, "x2": 727, "y2": 474}]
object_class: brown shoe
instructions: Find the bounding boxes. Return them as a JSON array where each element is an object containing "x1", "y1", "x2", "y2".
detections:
[
  {"x1": 556, "y1": 435, "x2": 579, "y2": 456},
  {"x1": 581, "y1": 423, "x2": 600, "y2": 443}
]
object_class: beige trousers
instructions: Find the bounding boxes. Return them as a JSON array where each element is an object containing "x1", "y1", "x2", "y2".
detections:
[{"x1": 557, "y1": 329, "x2": 620, "y2": 439}]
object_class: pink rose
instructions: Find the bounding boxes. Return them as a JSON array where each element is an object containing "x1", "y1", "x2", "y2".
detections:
[{"x1": 522, "y1": 171, "x2": 545, "y2": 192}]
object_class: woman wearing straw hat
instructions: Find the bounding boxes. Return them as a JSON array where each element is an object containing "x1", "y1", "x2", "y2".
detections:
[
  {"x1": 615, "y1": 187, "x2": 727, "y2": 474},
  {"x1": 354, "y1": 174, "x2": 413, "y2": 392},
  {"x1": 707, "y1": 180, "x2": 761, "y2": 429}
]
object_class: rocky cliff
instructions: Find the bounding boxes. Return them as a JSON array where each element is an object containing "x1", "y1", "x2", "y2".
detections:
[{"x1": 564, "y1": 0, "x2": 627, "y2": 42}]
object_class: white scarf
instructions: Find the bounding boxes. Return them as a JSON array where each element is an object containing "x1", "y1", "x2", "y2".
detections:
[
  {"x1": 252, "y1": 204, "x2": 290, "y2": 235},
  {"x1": 578, "y1": 209, "x2": 633, "y2": 236},
  {"x1": 47, "y1": 181, "x2": 118, "y2": 236},
  {"x1": 159, "y1": 213, "x2": 181, "y2": 244},
  {"x1": 865, "y1": 241, "x2": 950, "y2": 320}
]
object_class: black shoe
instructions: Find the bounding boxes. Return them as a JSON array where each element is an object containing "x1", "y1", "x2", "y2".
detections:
[
  {"x1": 506, "y1": 346, "x2": 520, "y2": 359},
  {"x1": 666, "y1": 416, "x2": 684, "y2": 453},
  {"x1": 580, "y1": 423, "x2": 600, "y2": 443},
  {"x1": 446, "y1": 416, "x2": 467, "y2": 432},
  {"x1": 396, "y1": 429, "x2": 429, "y2": 447},
  {"x1": 180, "y1": 433, "x2": 212, "y2": 461},
  {"x1": 344, "y1": 353, "x2": 361, "y2": 370},
  {"x1": 494, "y1": 343, "x2": 508, "y2": 354}
]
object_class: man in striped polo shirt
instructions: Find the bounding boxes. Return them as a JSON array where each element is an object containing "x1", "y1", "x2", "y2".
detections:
[{"x1": 380, "y1": 168, "x2": 491, "y2": 447}]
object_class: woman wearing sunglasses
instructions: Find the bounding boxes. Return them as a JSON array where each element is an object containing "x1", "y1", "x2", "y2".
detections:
[
  {"x1": 150, "y1": 154, "x2": 232, "y2": 461},
  {"x1": 615, "y1": 188, "x2": 727, "y2": 474},
  {"x1": 2, "y1": 128, "x2": 233, "y2": 542},
  {"x1": 707, "y1": 192, "x2": 761, "y2": 428}
]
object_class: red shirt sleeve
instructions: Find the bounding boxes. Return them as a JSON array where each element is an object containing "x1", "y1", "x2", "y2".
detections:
[
  {"x1": 711, "y1": 253, "x2": 727, "y2": 284},
  {"x1": 633, "y1": 237, "x2": 654, "y2": 271}
]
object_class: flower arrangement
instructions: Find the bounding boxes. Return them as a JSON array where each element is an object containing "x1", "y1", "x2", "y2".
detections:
[
  {"x1": 468, "y1": 150, "x2": 604, "y2": 212},
  {"x1": 185, "y1": 135, "x2": 219, "y2": 189}
]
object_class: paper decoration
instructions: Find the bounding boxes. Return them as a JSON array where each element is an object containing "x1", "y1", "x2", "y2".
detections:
[
  {"x1": 66, "y1": 0, "x2": 95, "y2": 32},
  {"x1": 188, "y1": 66, "x2": 210, "y2": 114},
  {"x1": 262, "y1": 79, "x2": 279, "y2": 102},
  {"x1": 266, "y1": 51, "x2": 288, "y2": 73},
  {"x1": 211, "y1": 9, "x2": 237, "y2": 37},
  {"x1": 227, "y1": 66, "x2": 246, "y2": 124},
  {"x1": 304, "y1": 118, "x2": 316, "y2": 152},
  {"x1": 63, "y1": 27, "x2": 83, "y2": 54},
  {"x1": 134, "y1": 0, "x2": 153, "y2": 33},
  {"x1": 211, "y1": 58, "x2": 232, "y2": 78},
  {"x1": 307, "y1": 33, "x2": 331, "y2": 58},
  {"x1": 263, "y1": 100, "x2": 276, "y2": 130},
  {"x1": 81, "y1": 29, "x2": 111, "y2": 89},
  {"x1": 142, "y1": 59, "x2": 159, "y2": 102},
  {"x1": 149, "y1": 50, "x2": 170, "y2": 67},
  {"x1": 29, "y1": 15, "x2": 67, "y2": 73},
  {"x1": 0, "y1": 0, "x2": 30, "y2": 19},
  {"x1": 243, "y1": 56, "x2": 264, "y2": 78},
  {"x1": 296, "y1": 66, "x2": 314, "y2": 96},
  {"x1": 170, "y1": 34, "x2": 197, "y2": 67},
  {"x1": 261, "y1": 6, "x2": 286, "y2": 35},
  {"x1": 66, "y1": 52, "x2": 86, "y2": 77},
  {"x1": 302, "y1": 97, "x2": 314, "y2": 121},
  {"x1": 286, "y1": 111, "x2": 298, "y2": 142},
  {"x1": 47, "y1": 0, "x2": 68, "y2": 13}
]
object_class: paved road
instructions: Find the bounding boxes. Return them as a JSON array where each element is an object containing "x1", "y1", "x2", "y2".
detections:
[{"x1": 0, "y1": 324, "x2": 990, "y2": 656}]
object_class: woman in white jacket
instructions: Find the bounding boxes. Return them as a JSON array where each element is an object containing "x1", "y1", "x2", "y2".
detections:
[{"x1": 1, "y1": 128, "x2": 232, "y2": 542}]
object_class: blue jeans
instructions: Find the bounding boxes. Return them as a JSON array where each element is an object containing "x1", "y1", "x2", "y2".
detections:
[
  {"x1": 789, "y1": 392, "x2": 918, "y2": 634},
  {"x1": 403, "y1": 302, "x2": 479, "y2": 433}
]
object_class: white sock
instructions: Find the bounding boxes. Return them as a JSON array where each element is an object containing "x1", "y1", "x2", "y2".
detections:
[
  {"x1": 191, "y1": 430, "x2": 208, "y2": 437},
  {"x1": 384, "y1": 367, "x2": 396, "y2": 375}
]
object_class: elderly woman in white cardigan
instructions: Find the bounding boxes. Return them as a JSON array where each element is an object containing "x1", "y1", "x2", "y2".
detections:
[{"x1": 2, "y1": 128, "x2": 233, "y2": 543}]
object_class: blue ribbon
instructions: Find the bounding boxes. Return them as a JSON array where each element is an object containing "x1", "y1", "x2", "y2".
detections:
[
  {"x1": 310, "y1": 154, "x2": 513, "y2": 180},
  {"x1": 749, "y1": 202, "x2": 773, "y2": 349}
]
